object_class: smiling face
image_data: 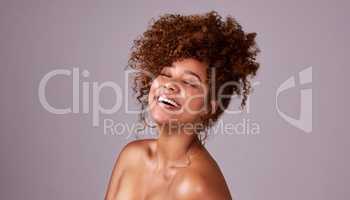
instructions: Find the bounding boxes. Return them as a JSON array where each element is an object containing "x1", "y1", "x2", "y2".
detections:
[{"x1": 148, "y1": 58, "x2": 211, "y2": 127}]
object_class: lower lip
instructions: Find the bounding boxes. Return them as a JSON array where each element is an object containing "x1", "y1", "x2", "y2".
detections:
[{"x1": 156, "y1": 98, "x2": 181, "y2": 111}]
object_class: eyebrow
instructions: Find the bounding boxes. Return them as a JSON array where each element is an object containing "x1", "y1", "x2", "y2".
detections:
[{"x1": 168, "y1": 64, "x2": 202, "y2": 82}]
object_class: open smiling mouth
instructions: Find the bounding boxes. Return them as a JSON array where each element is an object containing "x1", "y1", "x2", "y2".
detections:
[{"x1": 156, "y1": 95, "x2": 181, "y2": 111}]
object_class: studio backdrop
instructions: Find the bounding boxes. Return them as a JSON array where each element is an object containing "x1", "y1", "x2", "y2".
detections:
[{"x1": 0, "y1": 0, "x2": 349, "y2": 199}]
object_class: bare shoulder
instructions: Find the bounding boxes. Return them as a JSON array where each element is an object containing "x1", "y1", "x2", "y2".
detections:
[
  {"x1": 171, "y1": 148, "x2": 232, "y2": 200},
  {"x1": 116, "y1": 138, "x2": 155, "y2": 169},
  {"x1": 105, "y1": 139, "x2": 155, "y2": 199}
]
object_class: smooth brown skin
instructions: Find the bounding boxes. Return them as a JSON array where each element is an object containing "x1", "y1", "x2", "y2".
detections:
[{"x1": 105, "y1": 59, "x2": 233, "y2": 200}]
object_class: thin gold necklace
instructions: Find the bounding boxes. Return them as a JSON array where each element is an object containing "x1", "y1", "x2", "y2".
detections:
[{"x1": 167, "y1": 137, "x2": 202, "y2": 168}]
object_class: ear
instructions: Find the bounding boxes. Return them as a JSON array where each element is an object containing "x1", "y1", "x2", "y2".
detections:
[{"x1": 199, "y1": 99, "x2": 218, "y2": 118}]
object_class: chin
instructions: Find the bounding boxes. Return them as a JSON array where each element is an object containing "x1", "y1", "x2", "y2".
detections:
[
  {"x1": 148, "y1": 100, "x2": 201, "y2": 126},
  {"x1": 150, "y1": 108, "x2": 179, "y2": 125},
  {"x1": 151, "y1": 111, "x2": 200, "y2": 128}
]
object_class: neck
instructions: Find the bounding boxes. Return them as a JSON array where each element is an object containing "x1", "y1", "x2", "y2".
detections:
[{"x1": 155, "y1": 124, "x2": 200, "y2": 169}]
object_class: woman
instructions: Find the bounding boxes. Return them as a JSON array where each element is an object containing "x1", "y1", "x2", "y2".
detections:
[{"x1": 105, "y1": 11, "x2": 260, "y2": 200}]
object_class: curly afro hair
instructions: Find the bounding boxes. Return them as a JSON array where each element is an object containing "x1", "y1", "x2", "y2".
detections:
[{"x1": 128, "y1": 10, "x2": 260, "y2": 142}]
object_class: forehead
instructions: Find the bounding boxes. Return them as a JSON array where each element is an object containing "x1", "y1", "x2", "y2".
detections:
[{"x1": 165, "y1": 58, "x2": 208, "y2": 80}]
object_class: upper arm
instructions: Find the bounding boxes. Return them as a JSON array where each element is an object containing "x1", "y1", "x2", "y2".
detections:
[{"x1": 104, "y1": 140, "x2": 145, "y2": 200}]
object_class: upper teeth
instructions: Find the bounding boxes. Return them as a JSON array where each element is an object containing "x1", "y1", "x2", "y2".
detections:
[{"x1": 158, "y1": 96, "x2": 179, "y2": 107}]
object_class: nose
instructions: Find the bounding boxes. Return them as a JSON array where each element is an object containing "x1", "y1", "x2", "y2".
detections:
[{"x1": 163, "y1": 81, "x2": 180, "y2": 94}]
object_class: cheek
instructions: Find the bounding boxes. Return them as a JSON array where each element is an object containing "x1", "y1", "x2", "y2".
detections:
[
  {"x1": 148, "y1": 79, "x2": 160, "y2": 102},
  {"x1": 184, "y1": 90, "x2": 207, "y2": 110}
]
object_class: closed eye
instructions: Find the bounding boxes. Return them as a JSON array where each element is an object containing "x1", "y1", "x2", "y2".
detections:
[
  {"x1": 183, "y1": 80, "x2": 199, "y2": 88},
  {"x1": 159, "y1": 73, "x2": 171, "y2": 78}
]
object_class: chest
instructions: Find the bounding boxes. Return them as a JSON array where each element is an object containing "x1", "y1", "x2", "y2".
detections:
[{"x1": 115, "y1": 168, "x2": 178, "y2": 200}]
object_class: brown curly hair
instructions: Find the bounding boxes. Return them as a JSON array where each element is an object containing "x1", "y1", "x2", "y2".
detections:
[{"x1": 128, "y1": 10, "x2": 260, "y2": 143}]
